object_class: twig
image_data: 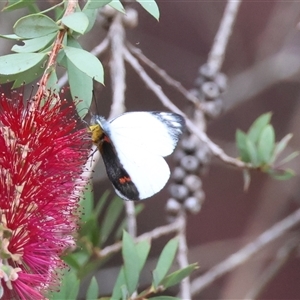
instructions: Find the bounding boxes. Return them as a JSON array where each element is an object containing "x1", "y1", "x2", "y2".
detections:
[
  {"x1": 108, "y1": 13, "x2": 126, "y2": 120},
  {"x1": 243, "y1": 237, "x2": 299, "y2": 300},
  {"x1": 98, "y1": 217, "x2": 183, "y2": 257},
  {"x1": 176, "y1": 212, "x2": 191, "y2": 299},
  {"x1": 190, "y1": 207, "x2": 300, "y2": 296},
  {"x1": 207, "y1": 0, "x2": 242, "y2": 76},
  {"x1": 127, "y1": 43, "x2": 201, "y2": 107},
  {"x1": 123, "y1": 46, "x2": 249, "y2": 169},
  {"x1": 57, "y1": 37, "x2": 110, "y2": 88}
]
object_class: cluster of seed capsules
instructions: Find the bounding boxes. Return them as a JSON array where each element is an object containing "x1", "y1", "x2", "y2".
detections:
[{"x1": 166, "y1": 63, "x2": 227, "y2": 217}]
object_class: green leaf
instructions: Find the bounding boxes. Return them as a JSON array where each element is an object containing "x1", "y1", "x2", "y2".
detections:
[
  {"x1": 136, "y1": 240, "x2": 151, "y2": 272},
  {"x1": 64, "y1": 46, "x2": 104, "y2": 84},
  {"x1": 82, "y1": 8, "x2": 98, "y2": 33},
  {"x1": 63, "y1": 251, "x2": 89, "y2": 271},
  {"x1": 51, "y1": 271, "x2": 79, "y2": 300},
  {"x1": 152, "y1": 238, "x2": 179, "y2": 288},
  {"x1": 67, "y1": 57, "x2": 93, "y2": 118},
  {"x1": 0, "y1": 53, "x2": 46, "y2": 75},
  {"x1": 11, "y1": 54, "x2": 47, "y2": 88},
  {"x1": 109, "y1": 0, "x2": 125, "y2": 13},
  {"x1": 111, "y1": 267, "x2": 127, "y2": 300},
  {"x1": 0, "y1": 34, "x2": 23, "y2": 40},
  {"x1": 136, "y1": 0, "x2": 160, "y2": 21},
  {"x1": 160, "y1": 263, "x2": 198, "y2": 289},
  {"x1": 84, "y1": 0, "x2": 112, "y2": 10},
  {"x1": 122, "y1": 231, "x2": 140, "y2": 295},
  {"x1": 62, "y1": 12, "x2": 89, "y2": 34},
  {"x1": 278, "y1": 151, "x2": 299, "y2": 166},
  {"x1": 272, "y1": 133, "x2": 293, "y2": 163},
  {"x1": 94, "y1": 191, "x2": 110, "y2": 217},
  {"x1": 236, "y1": 129, "x2": 251, "y2": 162},
  {"x1": 11, "y1": 32, "x2": 56, "y2": 53},
  {"x1": 246, "y1": 138, "x2": 259, "y2": 167},
  {"x1": 100, "y1": 196, "x2": 124, "y2": 245},
  {"x1": 86, "y1": 277, "x2": 99, "y2": 300},
  {"x1": 79, "y1": 183, "x2": 94, "y2": 223},
  {"x1": 46, "y1": 69, "x2": 59, "y2": 92},
  {"x1": 268, "y1": 168, "x2": 295, "y2": 180},
  {"x1": 2, "y1": 0, "x2": 35, "y2": 12},
  {"x1": 14, "y1": 14, "x2": 59, "y2": 38},
  {"x1": 247, "y1": 112, "x2": 272, "y2": 144},
  {"x1": 257, "y1": 124, "x2": 275, "y2": 164}
]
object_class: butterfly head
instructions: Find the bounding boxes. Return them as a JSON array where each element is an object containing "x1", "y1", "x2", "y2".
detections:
[{"x1": 89, "y1": 115, "x2": 110, "y2": 145}]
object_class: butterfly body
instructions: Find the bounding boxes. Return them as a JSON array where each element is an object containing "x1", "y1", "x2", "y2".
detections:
[{"x1": 90, "y1": 112, "x2": 185, "y2": 201}]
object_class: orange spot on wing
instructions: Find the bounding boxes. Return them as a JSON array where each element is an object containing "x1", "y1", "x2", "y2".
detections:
[{"x1": 119, "y1": 177, "x2": 131, "y2": 184}]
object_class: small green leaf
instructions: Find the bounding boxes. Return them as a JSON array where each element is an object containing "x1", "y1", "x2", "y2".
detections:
[
  {"x1": 82, "y1": 8, "x2": 98, "y2": 33},
  {"x1": 111, "y1": 267, "x2": 127, "y2": 300},
  {"x1": 86, "y1": 277, "x2": 99, "y2": 300},
  {"x1": 79, "y1": 183, "x2": 94, "y2": 223},
  {"x1": 84, "y1": 0, "x2": 112, "y2": 10},
  {"x1": 160, "y1": 263, "x2": 198, "y2": 289},
  {"x1": 2, "y1": 0, "x2": 35, "y2": 12},
  {"x1": 94, "y1": 191, "x2": 110, "y2": 217},
  {"x1": 268, "y1": 168, "x2": 295, "y2": 180},
  {"x1": 100, "y1": 196, "x2": 124, "y2": 245},
  {"x1": 11, "y1": 55, "x2": 47, "y2": 88},
  {"x1": 14, "y1": 14, "x2": 59, "y2": 38},
  {"x1": 272, "y1": 133, "x2": 293, "y2": 163},
  {"x1": 0, "y1": 34, "x2": 23, "y2": 40},
  {"x1": 136, "y1": 240, "x2": 151, "y2": 272},
  {"x1": 109, "y1": 0, "x2": 125, "y2": 13},
  {"x1": 0, "y1": 53, "x2": 46, "y2": 75},
  {"x1": 64, "y1": 46, "x2": 104, "y2": 84},
  {"x1": 67, "y1": 57, "x2": 93, "y2": 118},
  {"x1": 51, "y1": 271, "x2": 79, "y2": 300},
  {"x1": 247, "y1": 112, "x2": 272, "y2": 144},
  {"x1": 152, "y1": 238, "x2": 179, "y2": 288},
  {"x1": 62, "y1": 12, "x2": 89, "y2": 34},
  {"x1": 63, "y1": 251, "x2": 89, "y2": 271},
  {"x1": 122, "y1": 231, "x2": 140, "y2": 295},
  {"x1": 246, "y1": 138, "x2": 259, "y2": 167},
  {"x1": 46, "y1": 69, "x2": 59, "y2": 92},
  {"x1": 236, "y1": 129, "x2": 251, "y2": 162},
  {"x1": 12, "y1": 32, "x2": 56, "y2": 53},
  {"x1": 257, "y1": 124, "x2": 275, "y2": 164},
  {"x1": 136, "y1": 0, "x2": 160, "y2": 20},
  {"x1": 278, "y1": 151, "x2": 299, "y2": 166}
]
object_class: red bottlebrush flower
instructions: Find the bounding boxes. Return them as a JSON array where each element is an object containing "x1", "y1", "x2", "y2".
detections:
[{"x1": 0, "y1": 91, "x2": 90, "y2": 299}]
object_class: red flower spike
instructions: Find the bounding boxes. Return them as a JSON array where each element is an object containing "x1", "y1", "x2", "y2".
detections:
[{"x1": 0, "y1": 91, "x2": 91, "y2": 299}]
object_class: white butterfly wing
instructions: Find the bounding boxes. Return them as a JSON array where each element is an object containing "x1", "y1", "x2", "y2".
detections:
[
  {"x1": 109, "y1": 112, "x2": 184, "y2": 156},
  {"x1": 107, "y1": 112, "x2": 184, "y2": 199}
]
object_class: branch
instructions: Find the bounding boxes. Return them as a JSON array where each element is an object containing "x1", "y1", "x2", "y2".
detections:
[
  {"x1": 207, "y1": 0, "x2": 242, "y2": 76},
  {"x1": 243, "y1": 237, "x2": 299, "y2": 300},
  {"x1": 123, "y1": 46, "x2": 249, "y2": 169},
  {"x1": 127, "y1": 43, "x2": 201, "y2": 107},
  {"x1": 190, "y1": 208, "x2": 300, "y2": 296},
  {"x1": 176, "y1": 212, "x2": 191, "y2": 299},
  {"x1": 108, "y1": 13, "x2": 127, "y2": 120},
  {"x1": 98, "y1": 217, "x2": 183, "y2": 257}
]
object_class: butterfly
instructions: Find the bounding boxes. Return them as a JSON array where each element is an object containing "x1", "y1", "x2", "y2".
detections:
[{"x1": 89, "y1": 111, "x2": 185, "y2": 201}]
